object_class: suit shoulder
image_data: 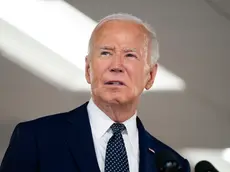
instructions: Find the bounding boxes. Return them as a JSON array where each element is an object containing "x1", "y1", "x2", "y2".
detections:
[
  {"x1": 16, "y1": 102, "x2": 88, "y2": 130},
  {"x1": 145, "y1": 131, "x2": 185, "y2": 159},
  {"x1": 18, "y1": 111, "x2": 68, "y2": 128}
]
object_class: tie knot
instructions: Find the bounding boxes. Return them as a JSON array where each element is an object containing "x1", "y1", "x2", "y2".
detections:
[{"x1": 110, "y1": 123, "x2": 126, "y2": 134}]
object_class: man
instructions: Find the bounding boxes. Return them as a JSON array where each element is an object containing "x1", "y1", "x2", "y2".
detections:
[{"x1": 0, "y1": 13, "x2": 190, "y2": 172}]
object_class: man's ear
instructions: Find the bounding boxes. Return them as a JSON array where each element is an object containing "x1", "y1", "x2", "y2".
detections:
[
  {"x1": 85, "y1": 55, "x2": 91, "y2": 84},
  {"x1": 145, "y1": 63, "x2": 158, "y2": 90}
]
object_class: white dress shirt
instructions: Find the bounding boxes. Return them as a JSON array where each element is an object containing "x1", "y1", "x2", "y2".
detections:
[{"x1": 87, "y1": 98, "x2": 139, "y2": 172}]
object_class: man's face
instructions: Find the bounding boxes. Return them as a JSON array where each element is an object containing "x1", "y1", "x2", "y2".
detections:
[{"x1": 85, "y1": 20, "x2": 158, "y2": 104}]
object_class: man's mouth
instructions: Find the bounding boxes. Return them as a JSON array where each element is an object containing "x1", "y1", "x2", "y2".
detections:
[{"x1": 105, "y1": 81, "x2": 125, "y2": 86}]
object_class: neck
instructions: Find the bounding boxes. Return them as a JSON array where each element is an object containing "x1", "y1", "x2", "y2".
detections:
[{"x1": 92, "y1": 96, "x2": 138, "y2": 122}]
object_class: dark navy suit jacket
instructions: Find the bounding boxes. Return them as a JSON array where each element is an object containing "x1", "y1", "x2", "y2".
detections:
[{"x1": 0, "y1": 102, "x2": 190, "y2": 172}]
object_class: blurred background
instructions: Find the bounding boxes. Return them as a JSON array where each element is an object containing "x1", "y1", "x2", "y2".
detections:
[{"x1": 0, "y1": 0, "x2": 230, "y2": 171}]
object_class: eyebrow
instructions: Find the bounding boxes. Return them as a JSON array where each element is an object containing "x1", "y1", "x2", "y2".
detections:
[
  {"x1": 123, "y1": 48, "x2": 137, "y2": 53},
  {"x1": 99, "y1": 46, "x2": 137, "y2": 53},
  {"x1": 99, "y1": 46, "x2": 115, "y2": 51},
  {"x1": 98, "y1": 46, "x2": 137, "y2": 53}
]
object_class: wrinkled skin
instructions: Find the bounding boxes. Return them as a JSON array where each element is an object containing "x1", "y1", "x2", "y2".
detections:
[{"x1": 85, "y1": 20, "x2": 158, "y2": 122}]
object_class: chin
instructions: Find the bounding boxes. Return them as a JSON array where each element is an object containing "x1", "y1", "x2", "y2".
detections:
[
  {"x1": 101, "y1": 92, "x2": 133, "y2": 105},
  {"x1": 93, "y1": 87, "x2": 138, "y2": 104}
]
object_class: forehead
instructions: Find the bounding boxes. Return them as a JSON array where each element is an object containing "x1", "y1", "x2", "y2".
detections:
[{"x1": 92, "y1": 20, "x2": 150, "y2": 48}]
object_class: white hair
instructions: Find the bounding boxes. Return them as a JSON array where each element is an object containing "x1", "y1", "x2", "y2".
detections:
[{"x1": 88, "y1": 13, "x2": 160, "y2": 64}]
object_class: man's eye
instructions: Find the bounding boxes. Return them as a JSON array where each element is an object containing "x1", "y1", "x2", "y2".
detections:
[
  {"x1": 125, "y1": 53, "x2": 137, "y2": 58},
  {"x1": 101, "y1": 51, "x2": 112, "y2": 56}
]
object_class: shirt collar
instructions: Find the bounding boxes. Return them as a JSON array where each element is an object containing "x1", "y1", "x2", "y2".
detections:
[{"x1": 87, "y1": 98, "x2": 138, "y2": 139}]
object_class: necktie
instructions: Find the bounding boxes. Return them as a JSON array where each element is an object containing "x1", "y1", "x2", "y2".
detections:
[{"x1": 104, "y1": 123, "x2": 129, "y2": 172}]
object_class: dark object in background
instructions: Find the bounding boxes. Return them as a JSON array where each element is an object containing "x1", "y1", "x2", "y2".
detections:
[
  {"x1": 155, "y1": 150, "x2": 183, "y2": 172},
  {"x1": 195, "y1": 160, "x2": 219, "y2": 172}
]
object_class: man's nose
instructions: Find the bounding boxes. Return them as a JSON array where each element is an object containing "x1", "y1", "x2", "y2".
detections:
[
  {"x1": 110, "y1": 67, "x2": 123, "y2": 73},
  {"x1": 109, "y1": 55, "x2": 124, "y2": 73}
]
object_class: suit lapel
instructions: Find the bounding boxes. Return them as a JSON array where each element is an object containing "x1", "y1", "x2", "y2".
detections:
[
  {"x1": 66, "y1": 102, "x2": 100, "y2": 172},
  {"x1": 137, "y1": 117, "x2": 157, "y2": 172}
]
